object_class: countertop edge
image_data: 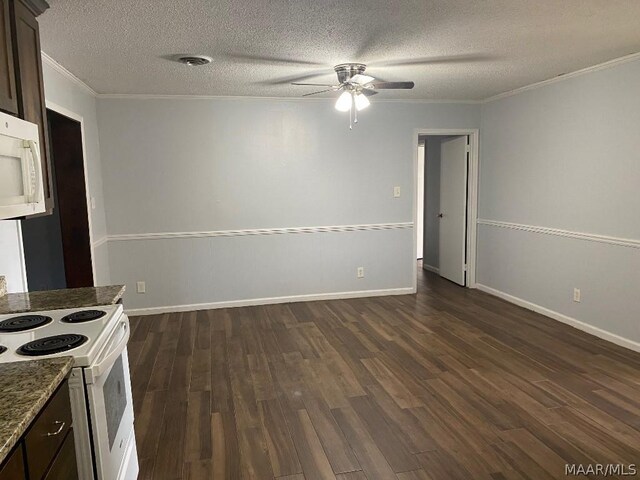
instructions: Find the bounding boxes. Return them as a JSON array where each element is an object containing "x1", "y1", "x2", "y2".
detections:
[
  {"x1": 0, "y1": 357, "x2": 74, "y2": 465},
  {"x1": 0, "y1": 285, "x2": 126, "y2": 315}
]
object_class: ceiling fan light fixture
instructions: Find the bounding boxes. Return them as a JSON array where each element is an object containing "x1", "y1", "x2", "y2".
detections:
[
  {"x1": 354, "y1": 92, "x2": 370, "y2": 111},
  {"x1": 335, "y1": 91, "x2": 353, "y2": 112},
  {"x1": 292, "y1": 63, "x2": 414, "y2": 128}
]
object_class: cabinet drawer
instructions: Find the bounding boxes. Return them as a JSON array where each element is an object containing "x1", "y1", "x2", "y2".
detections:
[
  {"x1": 24, "y1": 381, "x2": 73, "y2": 480},
  {"x1": 0, "y1": 444, "x2": 26, "y2": 480},
  {"x1": 43, "y1": 431, "x2": 78, "y2": 480}
]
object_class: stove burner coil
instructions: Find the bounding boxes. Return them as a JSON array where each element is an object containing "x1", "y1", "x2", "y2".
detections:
[
  {"x1": 61, "y1": 309, "x2": 107, "y2": 323},
  {"x1": 0, "y1": 315, "x2": 52, "y2": 332},
  {"x1": 17, "y1": 334, "x2": 88, "y2": 356}
]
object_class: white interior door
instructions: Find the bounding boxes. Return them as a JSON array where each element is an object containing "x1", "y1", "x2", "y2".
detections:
[{"x1": 438, "y1": 136, "x2": 468, "y2": 285}]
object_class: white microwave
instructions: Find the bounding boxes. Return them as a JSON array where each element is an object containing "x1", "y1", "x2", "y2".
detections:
[{"x1": 0, "y1": 111, "x2": 44, "y2": 219}]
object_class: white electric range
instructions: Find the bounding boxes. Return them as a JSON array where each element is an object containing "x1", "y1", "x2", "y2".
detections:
[{"x1": 0, "y1": 304, "x2": 139, "y2": 480}]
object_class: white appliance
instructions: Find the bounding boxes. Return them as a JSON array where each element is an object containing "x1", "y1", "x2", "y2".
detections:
[
  {"x1": 0, "y1": 304, "x2": 139, "y2": 480},
  {"x1": 0, "y1": 111, "x2": 45, "y2": 219}
]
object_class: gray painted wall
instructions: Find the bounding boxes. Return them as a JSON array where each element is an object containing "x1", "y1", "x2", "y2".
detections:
[
  {"x1": 478, "y1": 57, "x2": 640, "y2": 345},
  {"x1": 97, "y1": 98, "x2": 480, "y2": 309}
]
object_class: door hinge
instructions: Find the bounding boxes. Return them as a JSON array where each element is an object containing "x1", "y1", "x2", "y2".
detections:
[
  {"x1": 464, "y1": 264, "x2": 468, "y2": 271},
  {"x1": 465, "y1": 145, "x2": 471, "y2": 153}
]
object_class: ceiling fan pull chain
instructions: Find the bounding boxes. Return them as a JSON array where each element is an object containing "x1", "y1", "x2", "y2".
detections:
[
  {"x1": 354, "y1": 94, "x2": 359, "y2": 124},
  {"x1": 349, "y1": 99, "x2": 353, "y2": 130}
]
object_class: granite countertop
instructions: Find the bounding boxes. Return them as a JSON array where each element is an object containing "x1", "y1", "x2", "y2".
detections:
[
  {"x1": 0, "y1": 285, "x2": 125, "y2": 315},
  {"x1": 0, "y1": 357, "x2": 74, "y2": 464}
]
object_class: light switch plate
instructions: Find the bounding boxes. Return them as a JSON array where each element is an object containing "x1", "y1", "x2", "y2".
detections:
[{"x1": 393, "y1": 186, "x2": 401, "y2": 198}]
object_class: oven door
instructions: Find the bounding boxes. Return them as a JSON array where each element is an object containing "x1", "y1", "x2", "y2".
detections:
[{"x1": 85, "y1": 315, "x2": 138, "y2": 480}]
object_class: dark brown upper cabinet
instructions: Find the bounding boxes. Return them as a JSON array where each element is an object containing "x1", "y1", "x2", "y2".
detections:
[
  {"x1": 0, "y1": 0, "x2": 18, "y2": 114},
  {"x1": 11, "y1": 0, "x2": 52, "y2": 214}
]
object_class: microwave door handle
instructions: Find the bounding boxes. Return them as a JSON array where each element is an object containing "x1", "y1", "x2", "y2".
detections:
[
  {"x1": 27, "y1": 140, "x2": 42, "y2": 204},
  {"x1": 86, "y1": 319, "x2": 130, "y2": 384}
]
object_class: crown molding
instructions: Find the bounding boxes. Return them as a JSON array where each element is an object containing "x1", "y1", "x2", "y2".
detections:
[
  {"x1": 95, "y1": 92, "x2": 480, "y2": 104},
  {"x1": 22, "y1": 0, "x2": 49, "y2": 16},
  {"x1": 40, "y1": 51, "x2": 477, "y2": 103},
  {"x1": 482, "y1": 51, "x2": 640, "y2": 104},
  {"x1": 371, "y1": 98, "x2": 481, "y2": 104},
  {"x1": 96, "y1": 93, "x2": 327, "y2": 101},
  {"x1": 41, "y1": 51, "x2": 98, "y2": 97},
  {"x1": 41, "y1": 50, "x2": 640, "y2": 105}
]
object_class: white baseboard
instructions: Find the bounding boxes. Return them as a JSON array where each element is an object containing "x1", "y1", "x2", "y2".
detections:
[
  {"x1": 422, "y1": 264, "x2": 439, "y2": 274},
  {"x1": 475, "y1": 284, "x2": 640, "y2": 353},
  {"x1": 125, "y1": 287, "x2": 415, "y2": 316}
]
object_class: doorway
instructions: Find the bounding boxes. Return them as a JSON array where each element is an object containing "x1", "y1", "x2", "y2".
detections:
[
  {"x1": 20, "y1": 107, "x2": 94, "y2": 291},
  {"x1": 413, "y1": 129, "x2": 479, "y2": 291}
]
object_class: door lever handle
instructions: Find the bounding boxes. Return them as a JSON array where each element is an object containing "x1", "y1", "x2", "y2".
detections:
[{"x1": 438, "y1": 213, "x2": 444, "y2": 218}]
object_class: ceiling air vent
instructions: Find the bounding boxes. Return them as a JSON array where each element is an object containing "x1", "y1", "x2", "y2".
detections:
[{"x1": 177, "y1": 55, "x2": 213, "y2": 66}]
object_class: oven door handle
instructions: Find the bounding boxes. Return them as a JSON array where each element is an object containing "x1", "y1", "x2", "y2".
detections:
[
  {"x1": 27, "y1": 140, "x2": 42, "y2": 204},
  {"x1": 85, "y1": 317, "x2": 130, "y2": 384}
]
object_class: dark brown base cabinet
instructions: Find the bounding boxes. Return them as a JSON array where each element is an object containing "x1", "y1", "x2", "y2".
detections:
[
  {"x1": 0, "y1": 0, "x2": 53, "y2": 215},
  {"x1": 43, "y1": 431, "x2": 78, "y2": 480},
  {"x1": 0, "y1": 379, "x2": 78, "y2": 480},
  {"x1": 0, "y1": 445, "x2": 25, "y2": 480}
]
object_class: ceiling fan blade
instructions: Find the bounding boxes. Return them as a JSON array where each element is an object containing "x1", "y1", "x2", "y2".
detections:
[
  {"x1": 225, "y1": 53, "x2": 324, "y2": 66},
  {"x1": 292, "y1": 83, "x2": 339, "y2": 87},
  {"x1": 350, "y1": 74, "x2": 375, "y2": 85},
  {"x1": 370, "y1": 81, "x2": 415, "y2": 89},
  {"x1": 361, "y1": 89, "x2": 379, "y2": 97},
  {"x1": 301, "y1": 88, "x2": 340, "y2": 97},
  {"x1": 371, "y1": 54, "x2": 496, "y2": 68},
  {"x1": 262, "y1": 71, "x2": 329, "y2": 85}
]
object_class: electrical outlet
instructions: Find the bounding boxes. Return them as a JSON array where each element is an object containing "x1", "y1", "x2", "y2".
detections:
[
  {"x1": 357, "y1": 267, "x2": 364, "y2": 278},
  {"x1": 90, "y1": 196, "x2": 96, "y2": 210},
  {"x1": 393, "y1": 186, "x2": 401, "y2": 198},
  {"x1": 137, "y1": 281, "x2": 146, "y2": 294},
  {"x1": 573, "y1": 288, "x2": 581, "y2": 303}
]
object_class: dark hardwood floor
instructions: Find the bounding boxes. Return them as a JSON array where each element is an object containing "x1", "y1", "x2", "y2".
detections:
[{"x1": 128, "y1": 268, "x2": 640, "y2": 479}]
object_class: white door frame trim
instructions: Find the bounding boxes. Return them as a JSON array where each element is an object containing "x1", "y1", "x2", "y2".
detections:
[
  {"x1": 45, "y1": 100, "x2": 97, "y2": 284},
  {"x1": 412, "y1": 128, "x2": 479, "y2": 292}
]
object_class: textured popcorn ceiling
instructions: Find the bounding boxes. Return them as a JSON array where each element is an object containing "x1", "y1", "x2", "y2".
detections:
[{"x1": 39, "y1": 0, "x2": 640, "y2": 100}]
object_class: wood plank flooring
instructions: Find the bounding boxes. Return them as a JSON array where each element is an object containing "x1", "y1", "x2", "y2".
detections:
[{"x1": 128, "y1": 269, "x2": 640, "y2": 479}]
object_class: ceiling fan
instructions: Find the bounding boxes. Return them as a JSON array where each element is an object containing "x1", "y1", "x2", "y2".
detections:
[{"x1": 293, "y1": 63, "x2": 415, "y2": 129}]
